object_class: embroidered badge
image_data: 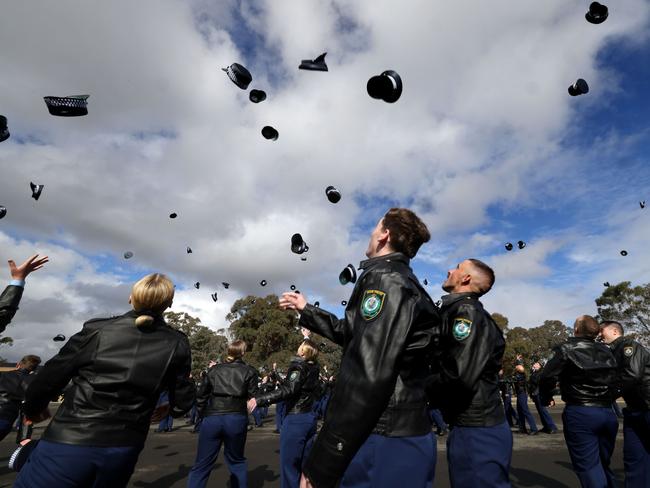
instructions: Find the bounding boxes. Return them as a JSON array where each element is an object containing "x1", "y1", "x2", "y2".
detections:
[
  {"x1": 289, "y1": 371, "x2": 299, "y2": 381},
  {"x1": 336, "y1": 442, "x2": 344, "y2": 452},
  {"x1": 452, "y1": 318, "x2": 472, "y2": 341},
  {"x1": 624, "y1": 346, "x2": 634, "y2": 357},
  {"x1": 360, "y1": 290, "x2": 386, "y2": 320}
]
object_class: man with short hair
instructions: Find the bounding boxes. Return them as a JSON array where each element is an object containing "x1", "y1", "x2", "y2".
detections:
[
  {"x1": 427, "y1": 258, "x2": 511, "y2": 488},
  {"x1": 280, "y1": 208, "x2": 440, "y2": 488},
  {"x1": 540, "y1": 315, "x2": 619, "y2": 488},
  {"x1": 600, "y1": 320, "x2": 650, "y2": 487},
  {"x1": 0, "y1": 354, "x2": 41, "y2": 440},
  {"x1": 0, "y1": 254, "x2": 49, "y2": 333}
]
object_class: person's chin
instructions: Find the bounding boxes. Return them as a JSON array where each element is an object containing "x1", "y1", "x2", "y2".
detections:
[{"x1": 442, "y1": 283, "x2": 453, "y2": 293}]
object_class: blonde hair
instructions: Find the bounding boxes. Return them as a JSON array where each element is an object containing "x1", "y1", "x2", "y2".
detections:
[
  {"x1": 226, "y1": 340, "x2": 247, "y2": 362},
  {"x1": 298, "y1": 339, "x2": 319, "y2": 361},
  {"x1": 130, "y1": 273, "x2": 175, "y2": 327}
]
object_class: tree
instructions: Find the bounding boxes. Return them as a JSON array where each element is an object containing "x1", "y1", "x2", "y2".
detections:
[
  {"x1": 491, "y1": 313, "x2": 509, "y2": 331},
  {"x1": 502, "y1": 320, "x2": 571, "y2": 375},
  {"x1": 227, "y1": 295, "x2": 342, "y2": 374},
  {"x1": 0, "y1": 335, "x2": 13, "y2": 363},
  {"x1": 596, "y1": 281, "x2": 650, "y2": 345},
  {"x1": 164, "y1": 311, "x2": 228, "y2": 377}
]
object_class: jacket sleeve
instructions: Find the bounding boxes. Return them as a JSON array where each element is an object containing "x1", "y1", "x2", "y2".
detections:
[
  {"x1": 256, "y1": 364, "x2": 304, "y2": 407},
  {"x1": 303, "y1": 272, "x2": 417, "y2": 488},
  {"x1": 0, "y1": 285, "x2": 24, "y2": 334},
  {"x1": 167, "y1": 334, "x2": 195, "y2": 417},
  {"x1": 539, "y1": 346, "x2": 566, "y2": 406},
  {"x1": 196, "y1": 371, "x2": 213, "y2": 415},
  {"x1": 621, "y1": 341, "x2": 650, "y2": 395},
  {"x1": 299, "y1": 304, "x2": 351, "y2": 346},
  {"x1": 23, "y1": 324, "x2": 99, "y2": 418},
  {"x1": 428, "y1": 303, "x2": 493, "y2": 405},
  {"x1": 246, "y1": 367, "x2": 260, "y2": 399}
]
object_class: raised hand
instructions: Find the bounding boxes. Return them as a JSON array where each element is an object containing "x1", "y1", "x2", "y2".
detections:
[
  {"x1": 8, "y1": 254, "x2": 49, "y2": 280},
  {"x1": 279, "y1": 292, "x2": 307, "y2": 311}
]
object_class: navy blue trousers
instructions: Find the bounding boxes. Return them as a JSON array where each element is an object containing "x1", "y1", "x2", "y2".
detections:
[
  {"x1": 0, "y1": 418, "x2": 13, "y2": 441},
  {"x1": 340, "y1": 432, "x2": 436, "y2": 488},
  {"x1": 562, "y1": 405, "x2": 618, "y2": 488},
  {"x1": 516, "y1": 393, "x2": 538, "y2": 433},
  {"x1": 14, "y1": 439, "x2": 142, "y2": 488},
  {"x1": 280, "y1": 412, "x2": 317, "y2": 488},
  {"x1": 275, "y1": 401, "x2": 286, "y2": 431},
  {"x1": 623, "y1": 409, "x2": 650, "y2": 488},
  {"x1": 531, "y1": 394, "x2": 557, "y2": 432},
  {"x1": 252, "y1": 407, "x2": 264, "y2": 427},
  {"x1": 447, "y1": 421, "x2": 512, "y2": 488},
  {"x1": 188, "y1": 413, "x2": 248, "y2": 488},
  {"x1": 158, "y1": 414, "x2": 173, "y2": 432},
  {"x1": 502, "y1": 393, "x2": 519, "y2": 427}
]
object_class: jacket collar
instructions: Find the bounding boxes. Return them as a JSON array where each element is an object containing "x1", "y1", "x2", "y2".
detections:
[
  {"x1": 441, "y1": 292, "x2": 481, "y2": 308},
  {"x1": 568, "y1": 336, "x2": 595, "y2": 344},
  {"x1": 359, "y1": 252, "x2": 409, "y2": 271},
  {"x1": 607, "y1": 336, "x2": 625, "y2": 349}
]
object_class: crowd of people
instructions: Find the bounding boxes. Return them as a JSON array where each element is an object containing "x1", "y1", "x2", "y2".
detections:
[{"x1": 0, "y1": 207, "x2": 648, "y2": 488}]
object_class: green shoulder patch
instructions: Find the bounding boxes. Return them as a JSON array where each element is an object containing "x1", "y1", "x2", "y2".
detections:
[
  {"x1": 289, "y1": 371, "x2": 299, "y2": 381},
  {"x1": 360, "y1": 290, "x2": 386, "y2": 321},
  {"x1": 452, "y1": 318, "x2": 472, "y2": 341}
]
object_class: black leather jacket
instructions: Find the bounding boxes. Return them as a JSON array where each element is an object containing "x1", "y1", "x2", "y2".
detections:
[
  {"x1": 528, "y1": 370, "x2": 541, "y2": 397},
  {"x1": 0, "y1": 285, "x2": 23, "y2": 334},
  {"x1": 513, "y1": 371, "x2": 527, "y2": 395},
  {"x1": 428, "y1": 292, "x2": 506, "y2": 427},
  {"x1": 24, "y1": 310, "x2": 195, "y2": 447},
  {"x1": 0, "y1": 369, "x2": 35, "y2": 421},
  {"x1": 609, "y1": 336, "x2": 650, "y2": 411},
  {"x1": 539, "y1": 336, "x2": 617, "y2": 407},
  {"x1": 256, "y1": 357, "x2": 320, "y2": 414},
  {"x1": 299, "y1": 253, "x2": 440, "y2": 488},
  {"x1": 197, "y1": 359, "x2": 258, "y2": 416}
]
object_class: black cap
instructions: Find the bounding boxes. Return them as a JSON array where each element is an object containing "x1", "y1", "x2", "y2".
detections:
[
  {"x1": 123, "y1": 251, "x2": 134, "y2": 259},
  {"x1": 260, "y1": 280, "x2": 267, "y2": 286},
  {"x1": 603, "y1": 282, "x2": 610, "y2": 287},
  {"x1": 222, "y1": 282, "x2": 230, "y2": 289},
  {"x1": 568, "y1": 79, "x2": 589, "y2": 96},
  {"x1": 291, "y1": 233, "x2": 309, "y2": 254},
  {"x1": 249, "y1": 89, "x2": 267, "y2": 103},
  {"x1": 194, "y1": 282, "x2": 200, "y2": 289},
  {"x1": 8, "y1": 439, "x2": 40, "y2": 472},
  {"x1": 505, "y1": 242, "x2": 513, "y2": 251},
  {"x1": 640, "y1": 201, "x2": 645, "y2": 209},
  {"x1": 325, "y1": 186, "x2": 341, "y2": 204},
  {"x1": 53, "y1": 334, "x2": 66, "y2": 342},
  {"x1": 301, "y1": 256, "x2": 307, "y2": 261},
  {"x1": 0, "y1": 115, "x2": 10, "y2": 142},
  {"x1": 517, "y1": 240, "x2": 526, "y2": 250},
  {"x1": 43, "y1": 95, "x2": 89, "y2": 116},
  {"x1": 295, "y1": 290, "x2": 301, "y2": 295},
  {"x1": 169, "y1": 212, "x2": 177, "y2": 219},
  {"x1": 367, "y1": 70, "x2": 403, "y2": 103},
  {"x1": 290, "y1": 285, "x2": 296, "y2": 291},
  {"x1": 222, "y1": 63, "x2": 252, "y2": 90},
  {"x1": 262, "y1": 126, "x2": 279, "y2": 141},
  {"x1": 30, "y1": 182, "x2": 44, "y2": 201},
  {"x1": 339, "y1": 264, "x2": 357, "y2": 285},
  {"x1": 187, "y1": 246, "x2": 192, "y2": 254},
  {"x1": 341, "y1": 300, "x2": 348, "y2": 306},
  {"x1": 423, "y1": 279, "x2": 428, "y2": 286},
  {"x1": 620, "y1": 250, "x2": 628, "y2": 256},
  {"x1": 586, "y1": 2, "x2": 608, "y2": 24},
  {"x1": 0, "y1": 206, "x2": 6, "y2": 219},
  {"x1": 211, "y1": 292, "x2": 218, "y2": 302},
  {"x1": 299, "y1": 52, "x2": 328, "y2": 71},
  {"x1": 314, "y1": 301, "x2": 320, "y2": 308}
]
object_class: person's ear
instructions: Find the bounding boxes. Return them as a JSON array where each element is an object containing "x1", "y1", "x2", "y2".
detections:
[
  {"x1": 378, "y1": 226, "x2": 390, "y2": 246},
  {"x1": 461, "y1": 273, "x2": 472, "y2": 286}
]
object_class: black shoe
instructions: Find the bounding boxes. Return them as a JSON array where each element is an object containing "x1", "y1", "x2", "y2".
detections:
[
  {"x1": 154, "y1": 429, "x2": 165, "y2": 433},
  {"x1": 436, "y1": 429, "x2": 448, "y2": 436},
  {"x1": 273, "y1": 429, "x2": 280, "y2": 434},
  {"x1": 528, "y1": 430, "x2": 539, "y2": 436}
]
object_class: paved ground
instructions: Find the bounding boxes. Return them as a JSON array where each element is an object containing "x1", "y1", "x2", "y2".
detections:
[{"x1": 0, "y1": 404, "x2": 625, "y2": 487}]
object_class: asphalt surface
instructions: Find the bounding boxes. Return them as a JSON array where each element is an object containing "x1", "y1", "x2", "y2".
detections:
[{"x1": 0, "y1": 404, "x2": 626, "y2": 487}]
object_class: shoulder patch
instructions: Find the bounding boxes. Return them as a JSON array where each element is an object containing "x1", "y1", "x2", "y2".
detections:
[
  {"x1": 289, "y1": 371, "x2": 299, "y2": 381},
  {"x1": 360, "y1": 290, "x2": 386, "y2": 321},
  {"x1": 452, "y1": 318, "x2": 472, "y2": 341},
  {"x1": 624, "y1": 346, "x2": 634, "y2": 357}
]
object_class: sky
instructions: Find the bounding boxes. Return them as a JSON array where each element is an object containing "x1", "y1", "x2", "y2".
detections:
[{"x1": 1, "y1": 0, "x2": 649, "y2": 361}]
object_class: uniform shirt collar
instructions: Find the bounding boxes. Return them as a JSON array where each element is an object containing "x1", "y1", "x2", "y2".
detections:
[
  {"x1": 440, "y1": 292, "x2": 480, "y2": 308},
  {"x1": 359, "y1": 252, "x2": 409, "y2": 270}
]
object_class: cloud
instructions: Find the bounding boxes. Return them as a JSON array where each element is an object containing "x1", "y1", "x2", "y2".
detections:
[{"x1": 1, "y1": 0, "x2": 649, "y2": 358}]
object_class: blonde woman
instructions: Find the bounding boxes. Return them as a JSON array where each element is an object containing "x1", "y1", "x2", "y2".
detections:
[
  {"x1": 16, "y1": 273, "x2": 194, "y2": 488},
  {"x1": 188, "y1": 340, "x2": 259, "y2": 488},
  {"x1": 247, "y1": 340, "x2": 321, "y2": 488}
]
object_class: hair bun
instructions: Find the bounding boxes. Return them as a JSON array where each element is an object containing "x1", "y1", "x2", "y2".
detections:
[{"x1": 135, "y1": 315, "x2": 155, "y2": 327}]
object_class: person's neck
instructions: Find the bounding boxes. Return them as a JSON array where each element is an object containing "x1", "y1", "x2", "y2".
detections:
[{"x1": 367, "y1": 246, "x2": 396, "y2": 260}]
